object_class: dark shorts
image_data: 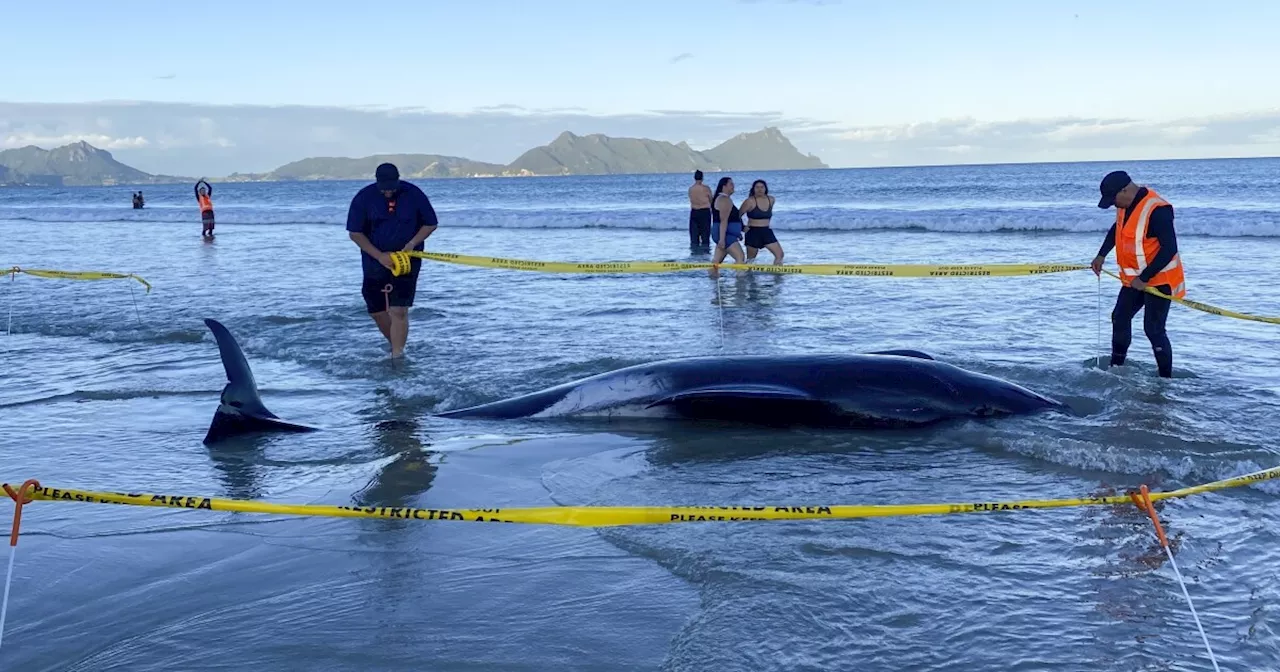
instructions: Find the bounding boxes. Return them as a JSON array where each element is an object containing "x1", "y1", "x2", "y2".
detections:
[
  {"x1": 202, "y1": 210, "x2": 215, "y2": 227},
  {"x1": 744, "y1": 226, "x2": 778, "y2": 249},
  {"x1": 362, "y1": 272, "x2": 419, "y2": 314},
  {"x1": 689, "y1": 208, "x2": 711, "y2": 245}
]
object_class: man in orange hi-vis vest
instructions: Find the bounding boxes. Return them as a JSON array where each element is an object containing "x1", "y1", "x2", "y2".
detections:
[{"x1": 1090, "y1": 170, "x2": 1185, "y2": 378}]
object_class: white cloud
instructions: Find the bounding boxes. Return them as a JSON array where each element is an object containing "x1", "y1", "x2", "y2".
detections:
[
  {"x1": 0, "y1": 133, "x2": 150, "y2": 150},
  {"x1": 816, "y1": 110, "x2": 1280, "y2": 166}
]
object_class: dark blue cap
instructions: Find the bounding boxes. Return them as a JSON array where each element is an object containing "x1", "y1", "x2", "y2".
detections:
[
  {"x1": 1097, "y1": 170, "x2": 1131, "y2": 209},
  {"x1": 375, "y1": 162, "x2": 400, "y2": 192}
]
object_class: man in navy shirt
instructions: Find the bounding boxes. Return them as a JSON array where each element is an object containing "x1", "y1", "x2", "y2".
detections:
[{"x1": 346, "y1": 163, "x2": 438, "y2": 358}]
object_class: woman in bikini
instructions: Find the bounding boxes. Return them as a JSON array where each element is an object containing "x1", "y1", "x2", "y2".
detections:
[{"x1": 740, "y1": 179, "x2": 783, "y2": 265}]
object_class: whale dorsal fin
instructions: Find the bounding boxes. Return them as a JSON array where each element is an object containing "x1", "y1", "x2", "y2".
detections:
[
  {"x1": 866, "y1": 349, "x2": 935, "y2": 360},
  {"x1": 202, "y1": 318, "x2": 319, "y2": 443},
  {"x1": 205, "y1": 318, "x2": 273, "y2": 417}
]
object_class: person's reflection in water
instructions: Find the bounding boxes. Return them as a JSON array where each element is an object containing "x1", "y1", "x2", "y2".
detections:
[
  {"x1": 742, "y1": 271, "x2": 785, "y2": 304},
  {"x1": 352, "y1": 418, "x2": 438, "y2": 509},
  {"x1": 710, "y1": 271, "x2": 785, "y2": 340}
]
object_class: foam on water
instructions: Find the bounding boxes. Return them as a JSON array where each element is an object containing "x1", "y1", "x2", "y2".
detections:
[{"x1": 4, "y1": 156, "x2": 1280, "y2": 237}]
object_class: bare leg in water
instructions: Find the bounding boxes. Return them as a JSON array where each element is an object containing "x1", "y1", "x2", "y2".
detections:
[
  {"x1": 387, "y1": 306, "x2": 409, "y2": 358},
  {"x1": 709, "y1": 240, "x2": 745, "y2": 279},
  {"x1": 746, "y1": 241, "x2": 784, "y2": 265},
  {"x1": 371, "y1": 311, "x2": 392, "y2": 344}
]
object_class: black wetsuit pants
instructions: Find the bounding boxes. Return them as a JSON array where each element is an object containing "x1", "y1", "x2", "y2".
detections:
[
  {"x1": 689, "y1": 208, "x2": 711, "y2": 248},
  {"x1": 1110, "y1": 284, "x2": 1173, "y2": 378}
]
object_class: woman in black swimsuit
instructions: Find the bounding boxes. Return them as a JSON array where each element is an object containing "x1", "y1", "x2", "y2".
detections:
[{"x1": 741, "y1": 179, "x2": 783, "y2": 264}]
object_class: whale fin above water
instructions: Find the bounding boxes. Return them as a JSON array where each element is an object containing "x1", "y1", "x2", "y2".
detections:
[
  {"x1": 865, "y1": 349, "x2": 935, "y2": 360},
  {"x1": 202, "y1": 318, "x2": 319, "y2": 444}
]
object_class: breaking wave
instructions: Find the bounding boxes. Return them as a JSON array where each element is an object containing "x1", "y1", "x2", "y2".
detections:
[{"x1": 2, "y1": 203, "x2": 1278, "y2": 236}]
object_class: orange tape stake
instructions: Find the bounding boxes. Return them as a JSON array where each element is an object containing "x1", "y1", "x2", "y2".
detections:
[
  {"x1": 1, "y1": 480, "x2": 39, "y2": 655},
  {"x1": 1130, "y1": 485, "x2": 1222, "y2": 671}
]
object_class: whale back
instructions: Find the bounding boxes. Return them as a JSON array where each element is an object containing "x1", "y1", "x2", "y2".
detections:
[{"x1": 436, "y1": 352, "x2": 1063, "y2": 426}]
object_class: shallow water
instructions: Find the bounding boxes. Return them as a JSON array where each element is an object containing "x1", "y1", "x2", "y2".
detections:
[{"x1": 2, "y1": 164, "x2": 1280, "y2": 670}]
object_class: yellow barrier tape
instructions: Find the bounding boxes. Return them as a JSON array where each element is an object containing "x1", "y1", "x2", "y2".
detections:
[
  {"x1": 392, "y1": 251, "x2": 1087, "y2": 279},
  {"x1": 391, "y1": 252, "x2": 1277, "y2": 326},
  {"x1": 1101, "y1": 269, "x2": 1280, "y2": 325},
  {"x1": 7, "y1": 266, "x2": 152, "y2": 293},
  {"x1": 9, "y1": 464, "x2": 1279, "y2": 527}
]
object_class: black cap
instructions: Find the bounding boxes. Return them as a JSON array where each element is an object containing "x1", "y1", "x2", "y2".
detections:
[
  {"x1": 1097, "y1": 170, "x2": 1132, "y2": 209},
  {"x1": 694, "y1": 170, "x2": 704, "y2": 181},
  {"x1": 375, "y1": 162, "x2": 400, "y2": 192}
]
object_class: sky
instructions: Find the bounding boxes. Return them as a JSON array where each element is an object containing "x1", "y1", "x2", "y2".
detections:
[{"x1": 2, "y1": 0, "x2": 1279, "y2": 176}]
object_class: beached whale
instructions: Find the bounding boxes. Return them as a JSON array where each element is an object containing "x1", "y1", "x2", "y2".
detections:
[{"x1": 200, "y1": 319, "x2": 1066, "y2": 443}]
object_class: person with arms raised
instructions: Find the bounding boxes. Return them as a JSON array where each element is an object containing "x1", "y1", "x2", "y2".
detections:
[
  {"x1": 195, "y1": 180, "x2": 215, "y2": 236},
  {"x1": 346, "y1": 163, "x2": 439, "y2": 359}
]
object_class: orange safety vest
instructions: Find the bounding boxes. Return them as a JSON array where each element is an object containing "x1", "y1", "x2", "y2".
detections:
[
  {"x1": 198, "y1": 194, "x2": 213, "y2": 213},
  {"x1": 1115, "y1": 187, "x2": 1185, "y2": 298}
]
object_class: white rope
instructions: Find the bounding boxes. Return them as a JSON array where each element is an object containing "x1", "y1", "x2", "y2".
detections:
[
  {"x1": 1162, "y1": 542, "x2": 1222, "y2": 671},
  {"x1": 0, "y1": 546, "x2": 16, "y2": 654},
  {"x1": 715, "y1": 275, "x2": 725, "y2": 350},
  {"x1": 128, "y1": 275, "x2": 143, "y2": 327},
  {"x1": 6, "y1": 270, "x2": 13, "y2": 337},
  {"x1": 1097, "y1": 273, "x2": 1103, "y2": 368}
]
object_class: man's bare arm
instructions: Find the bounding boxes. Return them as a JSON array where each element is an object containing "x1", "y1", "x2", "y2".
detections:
[{"x1": 403, "y1": 225, "x2": 437, "y2": 250}]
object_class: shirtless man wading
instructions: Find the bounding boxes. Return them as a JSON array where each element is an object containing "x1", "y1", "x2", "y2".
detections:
[{"x1": 688, "y1": 170, "x2": 712, "y2": 251}]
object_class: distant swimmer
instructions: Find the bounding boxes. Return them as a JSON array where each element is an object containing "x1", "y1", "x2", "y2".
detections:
[
  {"x1": 346, "y1": 162, "x2": 439, "y2": 359},
  {"x1": 195, "y1": 179, "x2": 215, "y2": 237},
  {"x1": 687, "y1": 170, "x2": 712, "y2": 251},
  {"x1": 1091, "y1": 170, "x2": 1185, "y2": 378},
  {"x1": 710, "y1": 177, "x2": 745, "y2": 276},
  {"x1": 132, "y1": 191, "x2": 145, "y2": 209},
  {"x1": 741, "y1": 179, "x2": 783, "y2": 265}
]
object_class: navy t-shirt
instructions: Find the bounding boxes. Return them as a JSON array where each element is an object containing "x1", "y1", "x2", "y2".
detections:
[{"x1": 346, "y1": 181, "x2": 439, "y2": 279}]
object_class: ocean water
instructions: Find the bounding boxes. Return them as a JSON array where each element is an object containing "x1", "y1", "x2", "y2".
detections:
[{"x1": 2, "y1": 158, "x2": 1280, "y2": 671}]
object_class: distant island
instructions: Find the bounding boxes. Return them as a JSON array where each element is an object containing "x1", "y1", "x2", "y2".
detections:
[
  {"x1": 0, "y1": 141, "x2": 188, "y2": 187},
  {"x1": 0, "y1": 127, "x2": 827, "y2": 187}
]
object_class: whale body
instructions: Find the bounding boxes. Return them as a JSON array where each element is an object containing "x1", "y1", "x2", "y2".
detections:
[
  {"x1": 436, "y1": 351, "x2": 1065, "y2": 426},
  {"x1": 200, "y1": 319, "x2": 1065, "y2": 443}
]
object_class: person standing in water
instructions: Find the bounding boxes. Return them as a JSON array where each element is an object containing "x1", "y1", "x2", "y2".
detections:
[
  {"x1": 195, "y1": 179, "x2": 215, "y2": 237},
  {"x1": 687, "y1": 170, "x2": 712, "y2": 251},
  {"x1": 1090, "y1": 170, "x2": 1185, "y2": 378},
  {"x1": 710, "y1": 176, "x2": 745, "y2": 277},
  {"x1": 740, "y1": 179, "x2": 783, "y2": 265},
  {"x1": 346, "y1": 162, "x2": 439, "y2": 359}
]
